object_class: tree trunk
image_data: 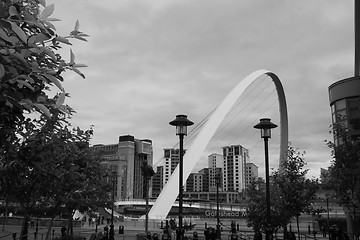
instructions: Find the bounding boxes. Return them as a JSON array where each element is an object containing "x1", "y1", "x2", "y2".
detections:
[
  {"x1": 67, "y1": 208, "x2": 74, "y2": 238},
  {"x1": 45, "y1": 216, "x2": 55, "y2": 240},
  {"x1": 283, "y1": 224, "x2": 288, "y2": 236},
  {"x1": 20, "y1": 210, "x2": 29, "y2": 240},
  {"x1": 296, "y1": 216, "x2": 300, "y2": 240},
  {"x1": 2, "y1": 195, "x2": 9, "y2": 231},
  {"x1": 344, "y1": 205, "x2": 354, "y2": 240}
]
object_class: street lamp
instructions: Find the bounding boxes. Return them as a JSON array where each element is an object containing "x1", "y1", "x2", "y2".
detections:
[
  {"x1": 141, "y1": 160, "x2": 155, "y2": 235},
  {"x1": 215, "y1": 172, "x2": 221, "y2": 239},
  {"x1": 109, "y1": 171, "x2": 117, "y2": 240},
  {"x1": 254, "y1": 118, "x2": 277, "y2": 240},
  {"x1": 169, "y1": 114, "x2": 194, "y2": 240}
]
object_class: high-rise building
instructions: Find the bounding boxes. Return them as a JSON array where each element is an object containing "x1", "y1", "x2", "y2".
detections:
[
  {"x1": 222, "y1": 145, "x2": 249, "y2": 193},
  {"x1": 329, "y1": 2, "x2": 360, "y2": 144},
  {"x1": 198, "y1": 168, "x2": 210, "y2": 192},
  {"x1": 208, "y1": 153, "x2": 223, "y2": 169},
  {"x1": 151, "y1": 166, "x2": 164, "y2": 198},
  {"x1": 163, "y1": 148, "x2": 186, "y2": 186},
  {"x1": 208, "y1": 153, "x2": 223, "y2": 192},
  {"x1": 186, "y1": 172, "x2": 203, "y2": 192},
  {"x1": 329, "y1": 78, "x2": 360, "y2": 143},
  {"x1": 93, "y1": 135, "x2": 153, "y2": 200},
  {"x1": 245, "y1": 162, "x2": 258, "y2": 188}
]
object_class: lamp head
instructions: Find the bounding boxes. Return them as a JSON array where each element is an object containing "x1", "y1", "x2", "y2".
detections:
[
  {"x1": 169, "y1": 114, "x2": 194, "y2": 136},
  {"x1": 253, "y1": 118, "x2": 277, "y2": 138}
]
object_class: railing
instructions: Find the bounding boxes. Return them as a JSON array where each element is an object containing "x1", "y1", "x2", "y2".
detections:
[{"x1": 116, "y1": 199, "x2": 246, "y2": 212}]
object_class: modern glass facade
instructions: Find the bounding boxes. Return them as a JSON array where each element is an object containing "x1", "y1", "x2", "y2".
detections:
[{"x1": 329, "y1": 76, "x2": 360, "y2": 143}]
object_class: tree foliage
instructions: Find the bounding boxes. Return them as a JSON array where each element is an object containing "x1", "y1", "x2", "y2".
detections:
[
  {"x1": 0, "y1": 0, "x2": 88, "y2": 155},
  {"x1": 326, "y1": 123, "x2": 360, "y2": 206},
  {"x1": 246, "y1": 178, "x2": 267, "y2": 231},
  {"x1": 1, "y1": 115, "x2": 112, "y2": 239},
  {"x1": 325, "y1": 122, "x2": 360, "y2": 234},
  {"x1": 0, "y1": 1, "x2": 113, "y2": 239},
  {"x1": 272, "y1": 145, "x2": 318, "y2": 231},
  {"x1": 246, "y1": 144, "x2": 319, "y2": 233}
]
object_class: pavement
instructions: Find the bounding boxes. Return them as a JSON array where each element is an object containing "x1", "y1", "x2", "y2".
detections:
[{"x1": 0, "y1": 218, "x2": 332, "y2": 240}]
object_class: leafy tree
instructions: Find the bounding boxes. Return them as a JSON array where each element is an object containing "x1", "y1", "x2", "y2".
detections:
[
  {"x1": 272, "y1": 145, "x2": 318, "y2": 235},
  {"x1": 45, "y1": 138, "x2": 113, "y2": 238},
  {"x1": 0, "y1": 0, "x2": 88, "y2": 158},
  {"x1": 246, "y1": 178, "x2": 268, "y2": 232},
  {"x1": 325, "y1": 122, "x2": 360, "y2": 237},
  {"x1": 1, "y1": 116, "x2": 67, "y2": 239},
  {"x1": 246, "y1": 145, "x2": 319, "y2": 236},
  {"x1": 0, "y1": 1, "x2": 89, "y2": 236},
  {"x1": 2, "y1": 115, "x2": 112, "y2": 240}
]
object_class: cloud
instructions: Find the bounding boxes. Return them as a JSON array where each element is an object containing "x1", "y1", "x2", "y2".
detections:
[{"x1": 46, "y1": 0, "x2": 355, "y2": 179}]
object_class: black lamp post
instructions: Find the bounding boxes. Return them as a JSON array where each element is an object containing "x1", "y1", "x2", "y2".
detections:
[
  {"x1": 215, "y1": 172, "x2": 221, "y2": 239},
  {"x1": 141, "y1": 161, "x2": 155, "y2": 235},
  {"x1": 254, "y1": 118, "x2": 277, "y2": 240},
  {"x1": 109, "y1": 171, "x2": 117, "y2": 240},
  {"x1": 169, "y1": 114, "x2": 194, "y2": 240}
]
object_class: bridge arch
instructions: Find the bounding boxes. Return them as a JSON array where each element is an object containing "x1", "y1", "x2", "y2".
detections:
[{"x1": 148, "y1": 70, "x2": 288, "y2": 219}]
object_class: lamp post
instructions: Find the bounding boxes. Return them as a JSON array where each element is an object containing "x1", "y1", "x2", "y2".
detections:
[
  {"x1": 141, "y1": 160, "x2": 156, "y2": 235},
  {"x1": 215, "y1": 172, "x2": 221, "y2": 239},
  {"x1": 109, "y1": 171, "x2": 117, "y2": 240},
  {"x1": 254, "y1": 118, "x2": 277, "y2": 240},
  {"x1": 326, "y1": 195, "x2": 330, "y2": 238},
  {"x1": 170, "y1": 114, "x2": 194, "y2": 240}
]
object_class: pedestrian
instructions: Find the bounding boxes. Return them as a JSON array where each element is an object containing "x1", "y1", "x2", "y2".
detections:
[
  {"x1": 289, "y1": 231, "x2": 296, "y2": 240},
  {"x1": 254, "y1": 230, "x2": 262, "y2": 240},
  {"x1": 153, "y1": 232, "x2": 159, "y2": 240},
  {"x1": 30, "y1": 218, "x2": 34, "y2": 228},
  {"x1": 169, "y1": 219, "x2": 176, "y2": 230},
  {"x1": 192, "y1": 231, "x2": 199, "y2": 240},
  {"x1": 204, "y1": 228, "x2": 210, "y2": 240},
  {"x1": 231, "y1": 221, "x2": 236, "y2": 234},
  {"x1": 329, "y1": 224, "x2": 339, "y2": 240},
  {"x1": 209, "y1": 228, "x2": 216, "y2": 240},
  {"x1": 61, "y1": 226, "x2": 67, "y2": 237},
  {"x1": 145, "y1": 232, "x2": 152, "y2": 239},
  {"x1": 338, "y1": 227, "x2": 349, "y2": 240},
  {"x1": 321, "y1": 224, "x2": 327, "y2": 237},
  {"x1": 103, "y1": 225, "x2": 109, "y2": 239}
]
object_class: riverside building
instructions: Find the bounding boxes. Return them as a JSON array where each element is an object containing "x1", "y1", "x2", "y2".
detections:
[{"x1": 92, "y1": 135, "x2": 153, "y2": 200}]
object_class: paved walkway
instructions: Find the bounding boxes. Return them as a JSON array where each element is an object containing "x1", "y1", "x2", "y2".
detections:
[
  {"x1": 1, "y1": 223, "x2": 332, "y2": 240},
  {"x1": 1, "y1": 216, "x2": 334, "y2": 240}
]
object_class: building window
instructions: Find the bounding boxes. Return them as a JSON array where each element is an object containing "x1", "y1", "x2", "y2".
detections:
[{"x1": 234, "y1": 146, "x2": 240, "y2": 155}]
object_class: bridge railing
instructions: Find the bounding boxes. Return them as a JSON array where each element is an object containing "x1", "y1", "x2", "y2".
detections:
[{"x1": 115, "y1": 199, "x2": 246, "y2": 212}]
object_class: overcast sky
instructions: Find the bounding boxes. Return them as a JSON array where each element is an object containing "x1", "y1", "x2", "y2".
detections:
[{"x1": 46, "y1": 0, "x2": 354, "y2": 179}]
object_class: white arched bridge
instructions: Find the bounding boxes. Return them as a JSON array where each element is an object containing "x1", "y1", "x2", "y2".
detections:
[{"x1": 147, "y1": 70, "x2": 289, "y2": 220}]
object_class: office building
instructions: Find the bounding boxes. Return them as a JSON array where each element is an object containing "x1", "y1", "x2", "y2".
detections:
[
  {"x1": 186, "y1": 172, "x2": 203, "y2": 192},
  {"x1": 93, "y1": 135, "x2": 153, "y2": 200},
  {"x1": 163, "y1": 148, "x2": 187, "y2": 186},
  {"x1": 208, "y1": 153, "x2": 223, "y2": 192},
  {"x1": 245, "y1": 162, "x2": 258, "y2": 188},
  {"x1": 151, "y1": 166, "x2": 164, "y2": 198},
  {"x1": 222, "y1": 145, "x2": 249, "y2": 193},
  {"x1": 329, "y1": 78, "x2": 360, "y2": 144}
]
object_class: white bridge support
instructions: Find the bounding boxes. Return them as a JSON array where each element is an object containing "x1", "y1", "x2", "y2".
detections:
[{"x1": 148, "y1": 70, "x2": 288, "y2": 219}]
